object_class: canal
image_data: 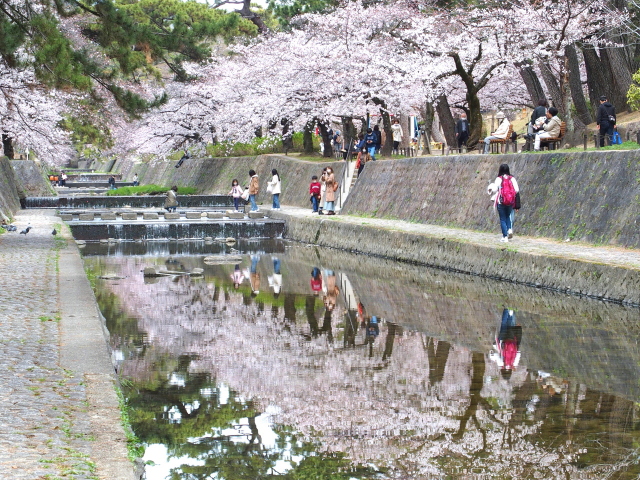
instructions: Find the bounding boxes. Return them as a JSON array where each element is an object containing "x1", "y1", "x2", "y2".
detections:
[{"x1": 81, "y1": 239, "x2": 640, "y2": 480}]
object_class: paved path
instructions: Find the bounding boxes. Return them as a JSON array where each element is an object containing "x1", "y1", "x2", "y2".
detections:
[
  {"x1": 269, "y1": 205, "x2": 640, "y2": 271},
  {"x1": 0, "y1": 210, "x2": 134, "y2": 480}
]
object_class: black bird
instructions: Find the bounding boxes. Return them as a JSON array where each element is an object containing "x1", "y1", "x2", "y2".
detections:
[
  {"x1": 20, "y1": 226, "x2": 31, "y2": 235},
  {"x1": 3, "y1": 224, "x2": 17, "y2": 232},
  {"x1": 52, "y1": 229, "x2": 57, "y2": 235}
]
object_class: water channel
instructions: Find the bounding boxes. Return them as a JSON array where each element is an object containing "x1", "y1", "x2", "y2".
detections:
[{"x1": 81, "y1": 239, "x2": 640, "y2": 480}]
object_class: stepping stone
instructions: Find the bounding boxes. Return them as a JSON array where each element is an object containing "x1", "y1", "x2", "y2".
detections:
[
  {"x1": 60, "y1": 214, "x2": 73, "y2": 221},
  {"x1": 186, "y1": 212, "x2": 202, "y2": 219},
  {"x1": 121, "y1": 212, "x2": 138, "y2": 220},
  {"x1": 100, "y1": 212, "x2": 117, "y2": 220},
  {"x1": 226, "y1": 212, "x2": 244, "y2": 219},
  {"x1": 248, "y1": 211, "x2": 264, "y2": 219},
  {"x1": 79, "y1": 213, "x2": 94, "y2": 221},
  {"x1": 143, "y1": 212, "x2": 159, "y2": 220},
  {"x1": 207, "y1": 212, "x2": 224, "y2": 219},
  {"x1": 164, "y1": 212, "x2": 181, "y2": 220}
]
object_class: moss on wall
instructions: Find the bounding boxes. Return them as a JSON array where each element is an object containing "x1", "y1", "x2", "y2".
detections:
[{"x1": 342, "y1": 151, "x2": 640, "y2": 247}]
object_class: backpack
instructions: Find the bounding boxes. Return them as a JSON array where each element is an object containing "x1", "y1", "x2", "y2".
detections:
[{"x1": 499, "y1": 175, "x2": 516, "y2": 207}]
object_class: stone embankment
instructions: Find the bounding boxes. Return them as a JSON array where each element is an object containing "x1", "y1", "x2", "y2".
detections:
[{"x1": 268, "y1": 206, "x2": 640, "y2": 306}]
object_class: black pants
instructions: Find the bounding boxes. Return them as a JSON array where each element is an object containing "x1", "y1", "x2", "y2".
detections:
[
  {"x1": 457, "y1": 132, "x2": 469, "y2": 149},
  {"x1": 599, "y1": 121, "x2": 614, "y2": 147}
]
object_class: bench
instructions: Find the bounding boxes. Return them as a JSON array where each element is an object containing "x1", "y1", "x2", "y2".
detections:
[{"x1": 539, "y1": 122, "x2": 566, "y2": 150}]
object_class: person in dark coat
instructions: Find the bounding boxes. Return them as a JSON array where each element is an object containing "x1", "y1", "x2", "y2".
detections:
[
  {"x1": 454, "y1": 113, "x2": 470, "y2": 149},
  {"x1": 373, "y1": 125, "x2": 382, "y2": 154},
  {"x1": 528, "y1": 99, "x2": 548, "y2": 136},
  {"x1": 596, "y1": 95, "x2": 617, "y2": 147}
]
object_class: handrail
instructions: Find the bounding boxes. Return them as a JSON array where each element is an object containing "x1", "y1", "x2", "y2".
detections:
[{"x1": 339, "y1": 160, "x2": 350, "y2": 210}]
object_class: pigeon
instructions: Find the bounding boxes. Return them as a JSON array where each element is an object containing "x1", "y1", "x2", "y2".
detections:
[
  {"x1": 3, "y1": 224, "x2": 17, "y2": 232},
  {"x1": 52, "y1": 229, "x2": 57, "y2": 235},
  {"x1": 20, "y1": 226, "x2": 31, "y2": 235}
]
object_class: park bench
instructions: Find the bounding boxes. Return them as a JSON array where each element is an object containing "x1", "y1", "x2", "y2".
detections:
[{"x1": 539, "y1": 121, "x2": 566, "y2": 150}]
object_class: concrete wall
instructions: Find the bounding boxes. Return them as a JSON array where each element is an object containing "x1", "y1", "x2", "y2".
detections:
[
  {"x1": 10, "y1": 160, "x2": 56, "y2": 198},
  {"x1": 342, "y1": 151, "x2": 640, "y2": 247},
  {"x1": 113, "y1": 155, "x2": 347, "y2": 209},
  {"x1": 270, "y1": 212, "x2": 640, "y2": 306},
  {"x1": 0, "y1": 157, "x2": 22, "y2": 221}
]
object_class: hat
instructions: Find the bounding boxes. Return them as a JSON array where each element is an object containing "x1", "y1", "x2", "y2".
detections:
[{"x1": 599, "y1": 95, "x2": 607, "y2": 101}]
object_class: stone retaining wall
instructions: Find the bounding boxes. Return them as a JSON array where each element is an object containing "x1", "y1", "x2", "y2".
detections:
[
  {"x1": 11, "y1": 159, "x2": 56, "y2": 198},
  {"x1": 112, "y1": 155, "x2": 347, "y2": 209},
  {"x1": 271, "y1": 212, "x2": 640, "y2": 306},
  {"x1": 343, "y1": 151, "x2": 640, "y2": 247},
  {"x1": 0, "y1": 157, "x2": 22, "y2": 220}
]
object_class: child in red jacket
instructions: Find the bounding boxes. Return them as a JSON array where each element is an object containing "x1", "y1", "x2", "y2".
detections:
[{"x1": 309, "y1": 175, "x2": 321, "y2": 212}]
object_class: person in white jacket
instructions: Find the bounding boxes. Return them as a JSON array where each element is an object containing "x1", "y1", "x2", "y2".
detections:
[
  {"x1": 391, "y1": 119, "x2": 403, "y2": 154},
  {"x1": 268, "y1": 169, "x2": 282, "y2": 209},
  {"x1": 483, "y1": 117, "x2": 511, "y2": 154}
]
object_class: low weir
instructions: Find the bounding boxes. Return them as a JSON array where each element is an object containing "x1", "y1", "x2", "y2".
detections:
[
  {"x1": 22, "y1": 195, "x2": 234, "y2": 209},
  {"x1": 68, "y1": 218, "x2": 285, "y2": 241}
]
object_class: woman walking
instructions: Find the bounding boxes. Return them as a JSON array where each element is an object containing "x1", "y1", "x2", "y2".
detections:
[
  {"x1": 487, "y1": 164, "x2": 519, "y2": 242},
  {"x1": 268, "y1": 169, "x2": 281, "y2": 210},
  {"x1": 248, "y1": 169, "x2": 259, "y2": 212},
  {"x1": 324, "y1": 166, "x2": 337, "y2": 215}
]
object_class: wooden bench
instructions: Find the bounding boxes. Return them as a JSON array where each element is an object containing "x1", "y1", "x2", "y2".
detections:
[{"x1": 539, "y1": 122, "x2": 566, "y2": 150}]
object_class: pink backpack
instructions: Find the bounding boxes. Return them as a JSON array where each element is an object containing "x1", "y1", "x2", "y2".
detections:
[{"x1": 499, "y1": 175, "x2": 516, "y2": 207}]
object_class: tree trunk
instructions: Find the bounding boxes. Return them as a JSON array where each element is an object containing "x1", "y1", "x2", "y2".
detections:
[
  {"x1": 516, "y1": 61, "x2": 546, "y2": 107},
  {"x1": 341, "y1": 116, "x2": 357, "y2": 152},
  {"x1": 539, "y1": 61, "x2": 565, "y2": 116},
  {"x1": 422, "y1": 101, "x2": 435, "y2": 154},
  {"x1": 435, "y1": 94, "x2": 456, "y2": 148},
  {"x1": 466, "y1": 89, "x2": 482, "y2": 148},
  {"x1": 583, "y1": 46, "x2": 611, "y2": 113},
  {"x1": 316, "y1": 120, "x2": 333, "y2": 158},
  {"x1": 2, "y1": 134, "x2": 14, "y2": 159},
  {"x1": 281, "y1": 118, "x2": 292, "y2": 154},
  {"x1": 303, "y1": 120, "x2": 314, "y2": 154},
  {"x1": 604, "y1": 47, "x2": 632, "y2": 111},
  {"x1": 565, "y1": 44, "x2": 592, "y2": 125}
]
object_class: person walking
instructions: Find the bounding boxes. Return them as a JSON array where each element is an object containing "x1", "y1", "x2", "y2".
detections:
[
  {"x1": 323, "y1": 166, "x2": 337, "y2": 215},
  {"x1": 487, "y1": 164, "x2": 519, "y2": 242},
  {"x1": 364, "y1": 128, "x2": 377, "y2": 160},
  {"x1": 229, "y1": 179, "x2": 244, "y2": 212},
  {"x1": 373, "y1": 125, "x2": 382, "y2": 155},
  {"x1": 248, "y1": 169, "x2": 259, "y2": 212},
  {"x1": 164, "y1": 185, "x2": 179, "y2": 212},
  {"x1": 454, "y1": 113, "x2": 470, "y2": 150},
  {"x1": 391, "y1": 118, "x2": 403, "y2": 154},
  {"x1": 596, "y1": 95, "x2": 617, "y2": 147},
  {"x1": 267, "y1": 169, "x2": 281, "y2": 210}
]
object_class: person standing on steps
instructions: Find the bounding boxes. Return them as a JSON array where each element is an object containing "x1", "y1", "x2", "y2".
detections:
[
  {"x1": 132, "y1": 173, "x2": 139, "y2": 187},
  {"x1": 596, "y1": 95, "x2": 617, "y2": 147},
  {"x1": 108, "y1": 175, "x2": 116, "y2": 190},
  {"x1": 487, "y1": 164, "x2": 519, "y2": 243},
  {"x1": 164, "y1": 185, "x2": 179, "y2": 212},
  {"x1": 248, "y1": 169, "x2": 259, "y2": 212},
  {"x1": 229, "y1": 179, "x2": 244, "y2": 212},
  {"x1": 268, "y1": 169, "x2": 281, "y2": 210},
  {"x1": 364, "y1": 128, "x2": 377, "y2": 160}
]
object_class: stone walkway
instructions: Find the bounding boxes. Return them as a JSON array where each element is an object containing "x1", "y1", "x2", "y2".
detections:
[
  {"x1": 0, "y1": 210, "x2": 134, "y2": 480},
  {"x1": 271, "y1": 205, "x2": 640, "y2": 271}
]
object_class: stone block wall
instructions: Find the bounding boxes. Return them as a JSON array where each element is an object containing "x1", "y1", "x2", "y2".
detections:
[
  {"x1": 342, "y1": 151, "x2": 640, "y2": 247},
  {"x1": 0, "y1": 157, "x2": 22, "y2": 221},
  {"x1": 11, "y1": 159, "x2": 56, "y2": 198}
]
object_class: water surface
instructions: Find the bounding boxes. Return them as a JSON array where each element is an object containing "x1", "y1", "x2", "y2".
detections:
[{"x1": 83, "y1": 240, "x2": 640, "y2": 479}]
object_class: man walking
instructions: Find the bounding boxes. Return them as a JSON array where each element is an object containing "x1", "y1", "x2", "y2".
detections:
[{"x1": 596, "y1": 95, "x2": 616, "y2": 147}]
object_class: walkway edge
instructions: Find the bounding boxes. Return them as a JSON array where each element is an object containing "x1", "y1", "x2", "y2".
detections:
[
  {"x1": 270, "y1": 211, "x2": 640, "y2": 306},
  {"x1": 58, "y1": 226, "x2": 137, "y2": 480}
]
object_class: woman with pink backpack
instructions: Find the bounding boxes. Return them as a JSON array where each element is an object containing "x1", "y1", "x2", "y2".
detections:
[{"x1": 487, "y1": 164, "x2": 520, "y2": 243}]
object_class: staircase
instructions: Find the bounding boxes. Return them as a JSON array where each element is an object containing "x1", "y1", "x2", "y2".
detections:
[{"x1": 337, "y1": 161, "x2": 357, "y2": 211}]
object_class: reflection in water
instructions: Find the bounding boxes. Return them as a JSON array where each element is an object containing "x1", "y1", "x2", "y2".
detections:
[{"x1": 84, "y1": 242, "x2": 640, "y2": 479}]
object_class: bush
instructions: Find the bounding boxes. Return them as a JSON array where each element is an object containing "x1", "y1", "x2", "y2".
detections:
[
  {"x1": 106, "y1": 185, "x2": 198, "y2": 196},
  {"x1": 206, "y1": 131, "x2": 308, "y2": 157}
]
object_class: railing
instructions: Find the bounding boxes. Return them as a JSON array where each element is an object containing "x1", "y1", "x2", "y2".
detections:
[{"x1": 338, "y1": 161, "x2": 351, "y2": 210}]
